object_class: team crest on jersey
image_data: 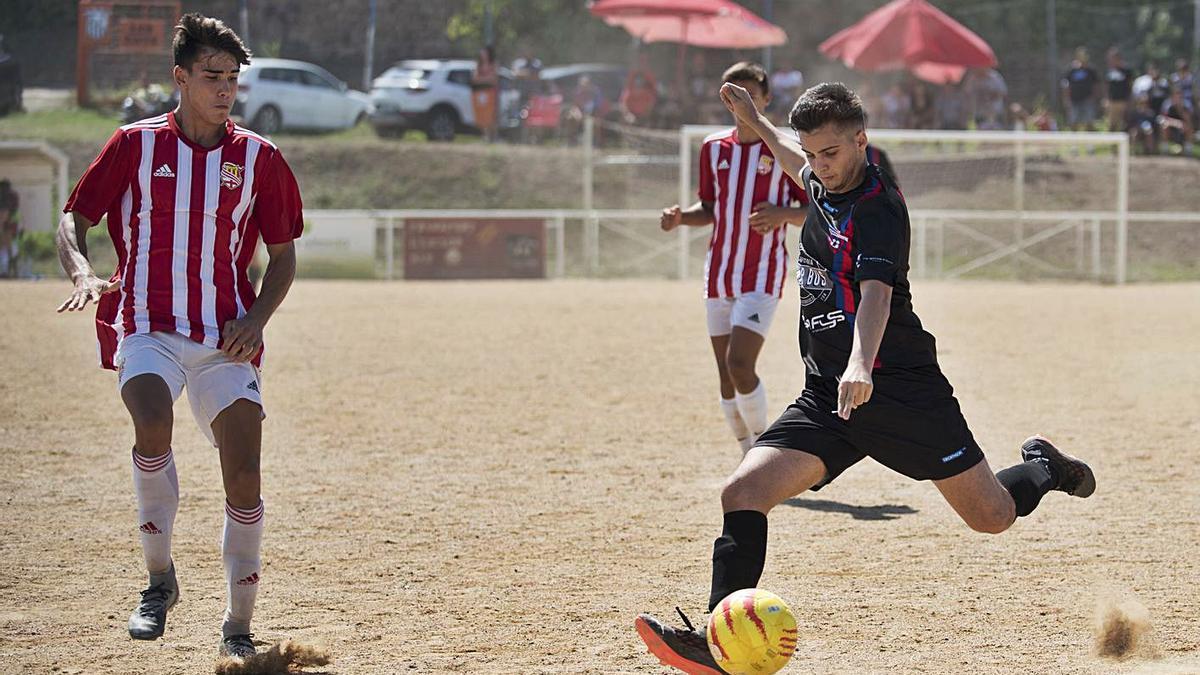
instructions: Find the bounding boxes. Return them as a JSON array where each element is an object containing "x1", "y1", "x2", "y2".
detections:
[
  {"x1": 826, "y1": 223, "x2": 849, "y2": 250},
  {"x1": 756, "y1": 155, "x2": 774, "y2": 175},
  {"x1": 220, "y1": 162, "x2": 243, "y2": 190},
  {"x1": 795, "y1": 247, "x2": 833, "y2": 307}
]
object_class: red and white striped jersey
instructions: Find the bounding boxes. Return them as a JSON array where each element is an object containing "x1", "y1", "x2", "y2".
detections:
[
  {"x1": 64, "y1": 112, "x2": 304, "y2": 370},
  {"x1": 698, "y1": 128, "x2": 806, "y2": 299}
]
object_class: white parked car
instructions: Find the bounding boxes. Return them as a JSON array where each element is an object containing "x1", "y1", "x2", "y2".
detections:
[
  {"x1": 232, "y1": 58, "x2": 371, "y2": 134},
  {"x1": 368, "y1": 59, "x2": 520, "y2": 141}
]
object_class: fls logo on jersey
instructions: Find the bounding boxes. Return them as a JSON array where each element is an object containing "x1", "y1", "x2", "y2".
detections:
[
  {"x1": 756, "y1": 155, "x2": 774, "y2": 175},
  {"x1": 220, "y1": 162, "x2": 244, "y2": 190}
]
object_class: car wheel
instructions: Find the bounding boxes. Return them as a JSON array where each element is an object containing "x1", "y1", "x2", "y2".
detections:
[
  {"x1": 426, "y1": 107, "x2": 457, "y2": 142},
  {"x1": 252, "y1": 105, "x2": 282, "y2": 134}
]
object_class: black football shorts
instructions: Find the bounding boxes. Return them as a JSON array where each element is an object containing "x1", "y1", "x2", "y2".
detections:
[{"x1": 753, "y1": 365, "x2": 985, "y2": 489}]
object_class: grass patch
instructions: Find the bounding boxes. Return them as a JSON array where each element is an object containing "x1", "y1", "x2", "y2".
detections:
[{"x1": 0, "y1": 108, "x2": 121, "y2": 144}]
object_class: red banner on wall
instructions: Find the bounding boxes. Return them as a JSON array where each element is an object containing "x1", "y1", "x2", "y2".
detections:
[{"x1": 404, "y1": 218, "x2": 545, "y2": 280}]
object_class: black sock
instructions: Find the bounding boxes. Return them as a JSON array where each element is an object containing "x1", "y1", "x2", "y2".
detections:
[
  {"x1": 708, "y1": 510, "x2": 768, "y2": 612},
  {"x1": 996, "y1": 460, "x2": 1055, "y2": 517}
]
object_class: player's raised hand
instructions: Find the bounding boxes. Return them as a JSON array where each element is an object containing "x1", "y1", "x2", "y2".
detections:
[
  {"x1": 56, "y1": 274, "x2": 119, "y2": 313},
  {"x1": 749, "y1": 202, "x2": 788, "y2": 234},
  {"x1": 660, "y1": 205, "x2": 683, "y2": 231},
  {"x1": 837, "y1": 362, "x2": 874, "y2": 420},
  {"x1": 720, "y1": 82, "x2": 760, "y2": 124},
  {"x1": 221, "y1": 316, "x2": 265, "y2": 363}
]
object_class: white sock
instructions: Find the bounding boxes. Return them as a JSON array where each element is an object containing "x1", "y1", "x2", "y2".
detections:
[
  {"x1": 222, "y1": 499, "x2": 264, "y2": 638},
  {"x1": 738, "y1": 436, "x2": 754, "y2": 455},
  {"x1": 132, "y1": 448, "x2": 178, "y2": 576},
  {"x1": 735, "y1": 381, "x2": 769, "y2": 438},
  {"x1": 720, "y1": 397, "x2": 750, "y2": 441}
]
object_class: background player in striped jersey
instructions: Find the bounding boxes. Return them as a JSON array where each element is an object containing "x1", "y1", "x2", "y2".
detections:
[
  {"x1": 54, "y1": 14, "x2": 303, "y2": 661},
  {"x1": 660, "y1": 62, "x2": 808, "y2": 455}
]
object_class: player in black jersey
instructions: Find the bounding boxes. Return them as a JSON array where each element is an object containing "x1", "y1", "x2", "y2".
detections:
[{"x1": 634, "y1": 82, "x2": 1096, "y2": 674}]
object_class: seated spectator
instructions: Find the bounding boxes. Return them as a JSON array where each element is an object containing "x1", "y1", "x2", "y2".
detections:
[
  {"x1": 521, "y1": 79, "x2": 563, "y2": 143},
  {"x1": 1030, "y1": 106, "x2": 1057, "y2": 132},
  {"x1": 619, "y1": 72, "x2": 658, "y2": 125},
  {"x1": 935, "y1": 82, "x2": 967, "y2": 129},
  {"x1": 1133, "y1": 63, "x2": 1171, "y2": 114},
  {"x1": 880, "y1": 83, "x2": 911, "y2": 128},
  {"x1": 1130, "y1": 94, "x2": 1159, "y2": 154},
  {"x1": 561, "y1": 75, "x2": 610, "y2": 144},
  {"x1": 1159, "y1": 88, "x2": 1194, "y2": 154},
  {"x1": 910, "y1": 81, "x2": 935, "y2": 129}
]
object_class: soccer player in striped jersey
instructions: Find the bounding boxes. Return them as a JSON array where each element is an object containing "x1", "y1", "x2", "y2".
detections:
[
  {"x1": 54, "y1": 14, "x2": 302, "y2": 661},
  {"x1": 660, "y1": 62, "x2": 808, "y2": 456}
]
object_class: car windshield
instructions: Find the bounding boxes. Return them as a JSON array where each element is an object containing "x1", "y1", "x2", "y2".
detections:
[{"x1": 382, "y1": 68, "x2": 430, "y2": 81}]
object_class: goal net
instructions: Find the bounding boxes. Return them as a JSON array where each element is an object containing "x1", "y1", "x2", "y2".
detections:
[{"x1": 680, "y1": 125, "x2": 1130, "y2": 283}]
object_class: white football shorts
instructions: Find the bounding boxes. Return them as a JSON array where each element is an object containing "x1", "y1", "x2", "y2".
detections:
[
  {"x1": 115, "y1": 331, "x2": 264, "y2": 447},
  {"x1": 705, "y1": 292, "x2": 779, "y2": 338}
]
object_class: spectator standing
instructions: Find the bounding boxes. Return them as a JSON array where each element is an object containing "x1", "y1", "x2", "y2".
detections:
[
  {"x1": 1133, "y1": 63, "x2": 1171, "y2": 115},
  {"x1": 966, "y1": 68, "x2": 1008, "y2": 129},
  {"x1": 879, "y1": 83, "x2": 910, "y2": 128},
  {"x1": 1062, "y1": 48, "x2": 1100, "y2": 131},
  {"x1": 769, "y1": 63, "x2": 804, "y2": 111},
  {"x1": 935, "y1": 82, "x2": 967, "y2": 129},
  {"x1": 0, "y1": 179, "x2": 19, "y2": 277},
  {"x1": 910, "y1": 81, "x2": 935, "y2": 129},
  {"x1": 471, "y1": 45, "x2": 500, "y2": 142},
  {"x1": 1104, "y1": 47, "x2": 1133, "y2": 132}
]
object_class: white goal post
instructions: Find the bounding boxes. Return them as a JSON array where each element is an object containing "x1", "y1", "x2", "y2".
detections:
[{"x1": 678, "y1": 126, "x2": 1130, "y2": 283}]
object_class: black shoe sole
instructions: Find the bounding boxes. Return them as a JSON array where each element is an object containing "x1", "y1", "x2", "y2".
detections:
[{"x1": 1022, "y1": 436, "x2": 1096, "y2": 498}]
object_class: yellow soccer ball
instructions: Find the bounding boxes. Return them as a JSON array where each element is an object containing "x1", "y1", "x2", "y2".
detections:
[{"x1": 706, "y1": 588, "x2": 798, "y2": 674}]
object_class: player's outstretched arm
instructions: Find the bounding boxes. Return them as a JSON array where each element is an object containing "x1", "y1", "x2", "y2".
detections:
[
  {"x1": 837, "y1": 280, "x2": 892, "y2": 420},
  {"x1": 55, "y1": 211, "x2": 118, "y2": 313},
  {"x1": 720, "y1": 83, "x2": 808, "y2": 189},
  {"x1": 221, "y1": 241, "x2": 296, "y2": 363}
]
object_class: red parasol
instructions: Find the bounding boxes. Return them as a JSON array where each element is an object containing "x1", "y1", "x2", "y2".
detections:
[{"x1": 820, "y1": 0, "x2": 996, "y2": 84}]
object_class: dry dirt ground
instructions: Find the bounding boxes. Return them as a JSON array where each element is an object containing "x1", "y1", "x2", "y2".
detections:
[{"x1": 1, "y1": 279, "x2": 1198, "y2": 674}]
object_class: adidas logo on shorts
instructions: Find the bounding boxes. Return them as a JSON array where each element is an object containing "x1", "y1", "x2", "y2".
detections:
[
  {"x1": 748, "y1": 313, "x2": 761, "y2": 323},
  {"x1": 247, "y1": 380, "x2": 259, "y2": 393},
  {"x1": 152, "y1": 164, "x2": 175, "y2": 178}
]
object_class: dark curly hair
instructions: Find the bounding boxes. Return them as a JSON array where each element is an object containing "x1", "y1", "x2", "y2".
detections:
[
  {"x1": 788, "y1": 82, "x2": 865, "y2": 134},
  {"x1": 173, "y1": 13, "x2": 251, "y2": 71}
]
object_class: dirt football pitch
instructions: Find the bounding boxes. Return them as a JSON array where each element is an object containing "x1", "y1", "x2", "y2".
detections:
[{"x1": 1, "y1": 279, "x2": 1198, "y2": 674}]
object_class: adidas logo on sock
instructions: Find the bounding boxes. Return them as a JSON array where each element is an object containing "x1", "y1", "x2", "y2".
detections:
[
  {"x1": 236, "y1": 572, "x2": 260, "y2": 586},
  {"x1": 153, "y1": 164, "x2": 175, "y2": 178},
  {"x1": 139, "y1": 521, "x2": 163, "y2": 535}
]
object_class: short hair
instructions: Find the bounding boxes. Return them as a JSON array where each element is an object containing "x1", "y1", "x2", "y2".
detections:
[
  {"x1": 788, "y1": 82, "x2": 865, "y2": 134},
  {"x1": 173, "y1": 13, "x2": 250, "y2": 71},
  {"x1": 721, "y1": 61, "x2": 769, "y2": 96}
]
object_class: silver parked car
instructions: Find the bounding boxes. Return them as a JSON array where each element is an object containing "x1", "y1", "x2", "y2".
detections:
[
  {"x1": 368, "y1": 59, "x2": 520, "y2": 141},
  {"x1": 232, "y1": 58, "x2": 371, "y2": 134}
]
